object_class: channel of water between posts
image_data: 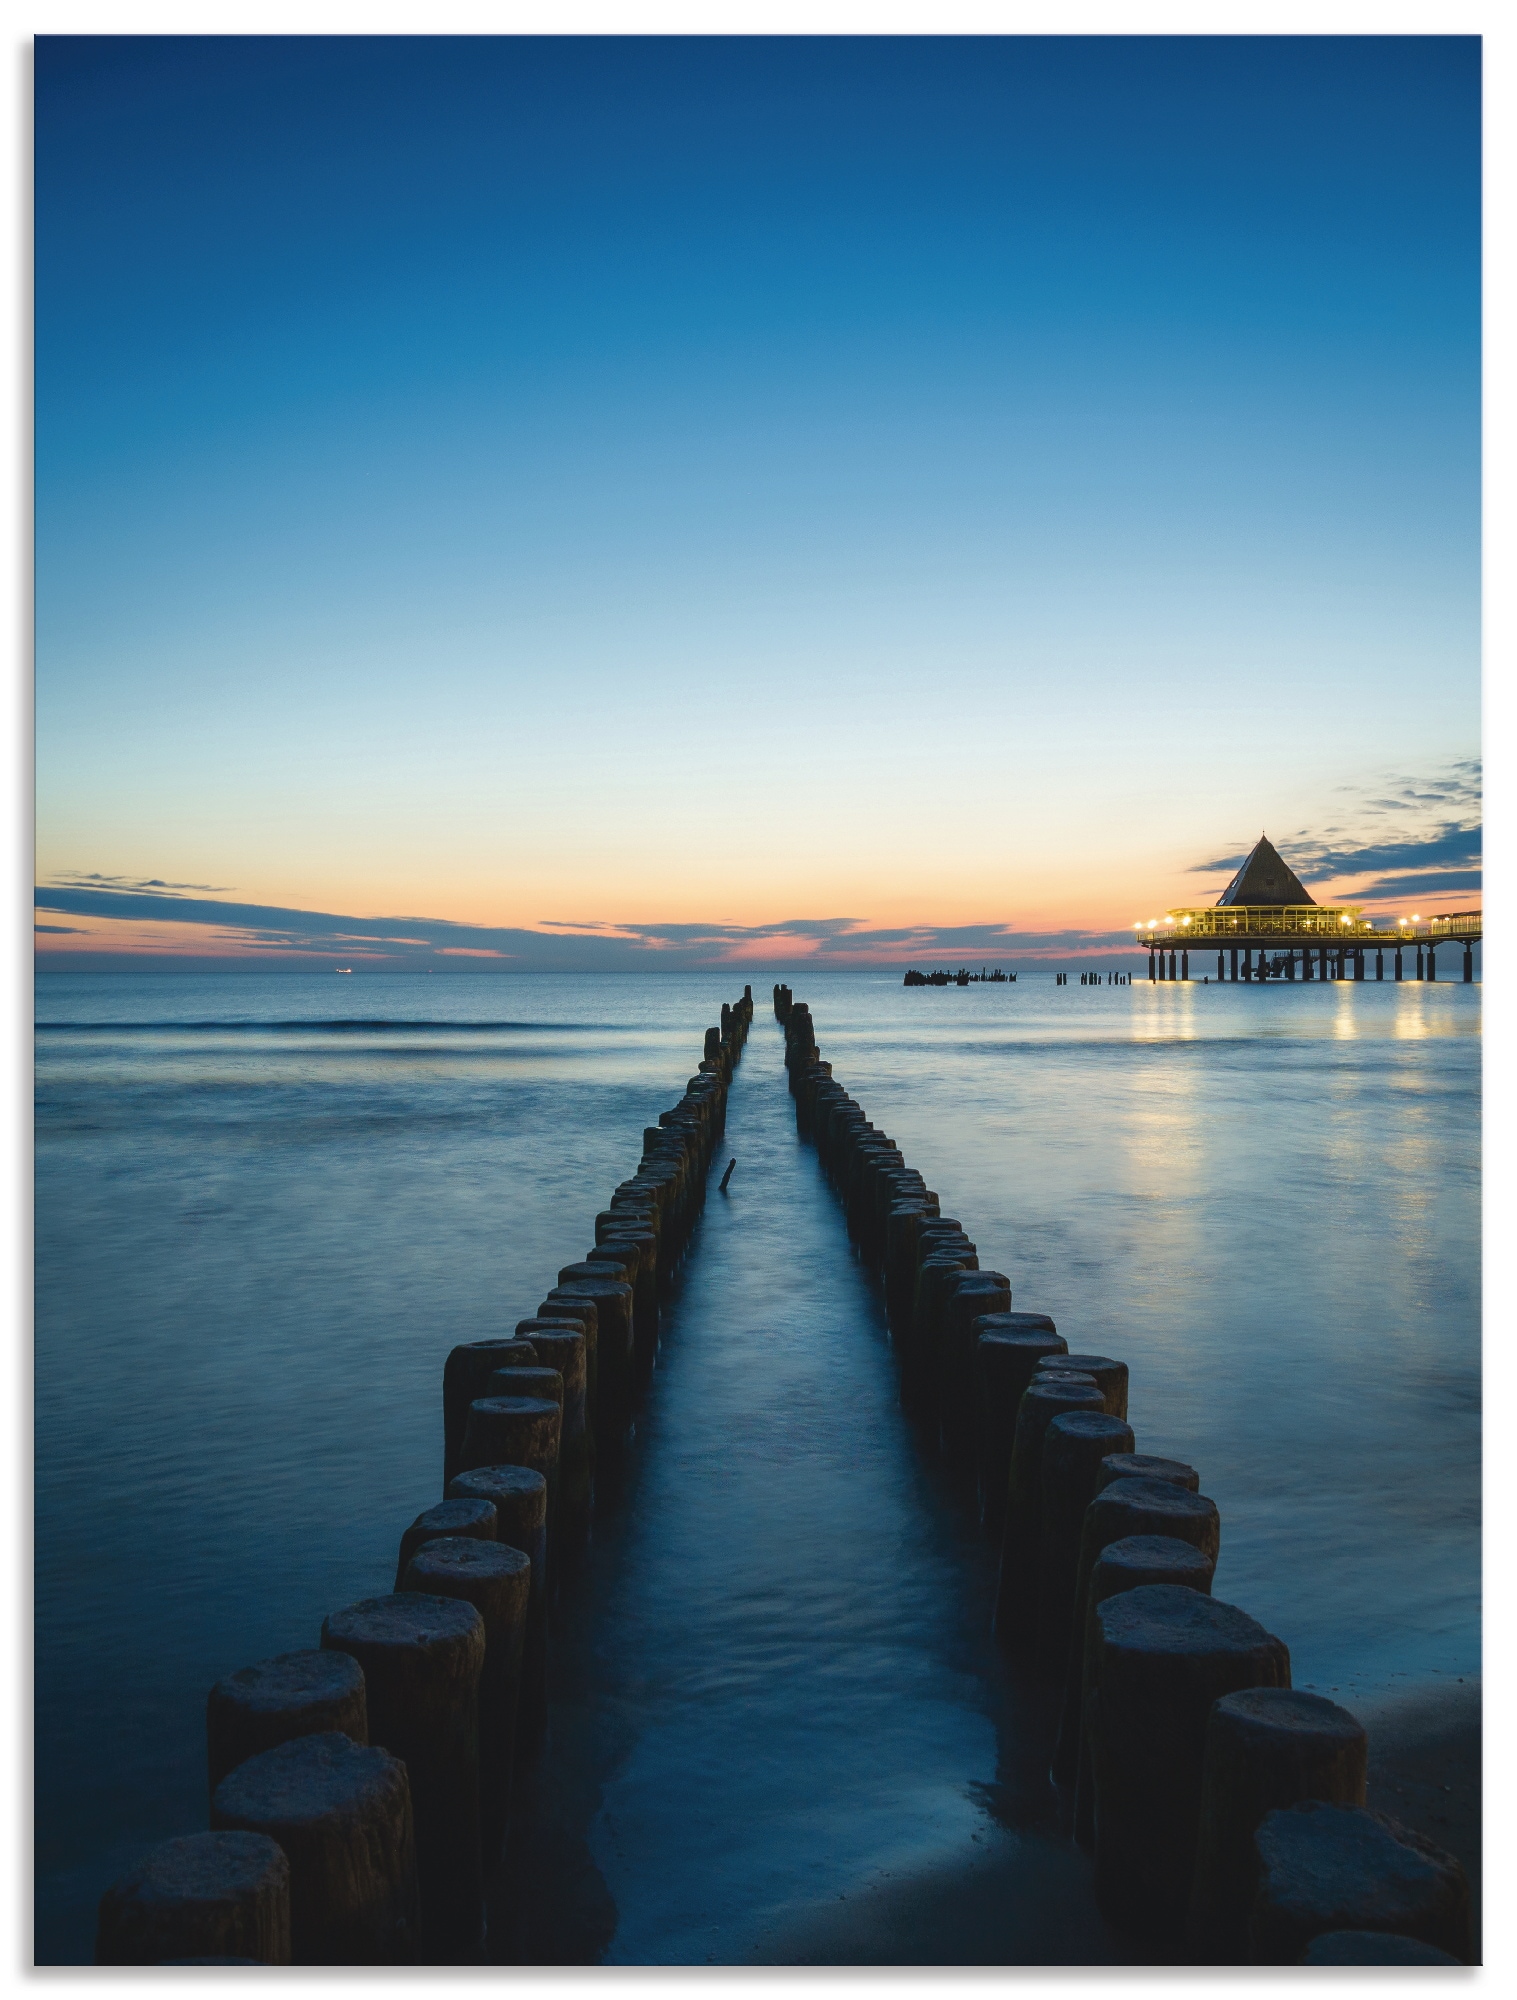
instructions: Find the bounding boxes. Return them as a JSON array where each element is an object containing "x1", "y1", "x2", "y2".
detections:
[{"x1": 494, "y1": 1001, "x2": 1126, "y2": 1966}]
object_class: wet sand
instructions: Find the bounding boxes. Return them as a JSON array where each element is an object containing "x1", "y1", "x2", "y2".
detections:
[{"x1": 1362, "y1": 1679, "x2": 1481, "y2": 1959}]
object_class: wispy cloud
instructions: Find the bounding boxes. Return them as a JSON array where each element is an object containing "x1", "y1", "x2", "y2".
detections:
[
  {"x1": 34, "y1": 882, "x2": 1137, "y2": 969},
  {"x1": 1189, "y1": 759, "x2": 1480, "y2": 905},
  {"x1": 53, "y1": 871, "x2": 235, "y2": 892}
]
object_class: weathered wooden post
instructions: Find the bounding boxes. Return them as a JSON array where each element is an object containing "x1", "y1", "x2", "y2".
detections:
[
  {"x1": 459, "y1": 1396, "x2": 560, "y2": 1487},
  {"x1": 1248, "y1": 1800, "x2": 1472, "y2": 1964},
  {"x1": 1033, "y1": 1352, "x2": 1128, "y2": 1419},
  {"x1": 401, "y1": 1538, "x2": 532, "y2": 1847},
  {"x1": 1094, "y1": 1452, "x2": 1199, "y2": 1493},
  {"x1": 513, "y1": 1321, "x2": 591, "y2": 1525},
  {"x1": 536, "y1": 1293, "x2": 599, "y2": 1414},
  {"x1": 207, "y1": 1649, "x2": 369, "y2": 1802},
  {"x1": 1035, "y1": 1412, "x2": 1135, "y2": 1669},
  {"x1": 211, "y1": 1732, "x2": 418, "y2": 1964},
  {"x1": 442, "y1": 1339, "x2": 534, "y2": 1490},
  {"x1": 448, "y1": 1463, "x2": 550, "y2": 1736},
  {"x1": 1186, "y1": 1687, "x2": 1367, "y2": 1963},
  {"x1": 1052, "y1": 1473, "x2": 1219, "y2": 1783},
  {"x1": 554, "y1": 1268, "x2": 633, "y2": 1427},
  {"x1": 394, "y1": 1497, "x2": 498, "y2": 1590},
  {"x1": 938, "y1": 1269, "x2": 1012, "y2": 1449},
  {"x1": 321, "y1": 1595, "x2": 486, "y2": 1956},
  {"x1": 96, "y1": 1833, "x2": 292, "y2": 1966},
  {"x1": 995, "y1": 1378, "x2": 1105, "y2": 1643},
  {"x1": 972, "y1": 1318, "x2": 1066, "y2": 1539},
  {"x1": 1069, "y1": 1533, "x2": 1216, "y2": 1841},
  {"x1": 1090, "y1": 1586, "x2": 1289, "y2": 1944}
]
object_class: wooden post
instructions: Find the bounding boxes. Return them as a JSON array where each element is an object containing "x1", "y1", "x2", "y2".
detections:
[
  {"x1": 1051, "y1": 1473, "x2": 1219, "y2": 1783},
  {"x1": 207, "y1": 1650, "x2": 368, "y2": 1803},
  {"x1": 447, "y1": 1464, "x2": 549, "y2": 1738},
  {"x1": 96, "y1": 1833, "x2": 292, "y2": 1966},
  {"x1": 973, "y1": 1319, "x2": 1066, "y2": 1541},
  {"x1": 1187, "y1": 1687, "x2": 1367, "y2": 1962},
  {"x1": 1090, "y1": 1586, "x2": 1289, "y2": 1944},
  {"x1": 394, "y1": 1498, "x2": 498, "y2": 1591},
  {"x1": 1249, "y1": 1800, "x2": 1472, "y2": 1965},
  {"x1": 321, "y1": 1596, "x2": 486, "y2": 1956},
  {"x1": 995, "y1": 1378, "x2": 1105, "y2": 1644},
  {"x1": 400, "y1": 1538, "x2": 532, "y2": 1848},
  {"x1": 443, "y1": 1340, "x2": 534, "y2": 1491},
  {"x1": 211, "y1": 1732, "x2": 418, "y2": 1964},
  {"x1": 1035, "y1": 1412, "x2": 1136, "y2": 1669}
]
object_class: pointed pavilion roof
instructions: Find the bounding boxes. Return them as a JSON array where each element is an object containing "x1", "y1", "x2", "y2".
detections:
[{"x1": 1216, "y1": 834, "x2": 1315, "y2": 908}]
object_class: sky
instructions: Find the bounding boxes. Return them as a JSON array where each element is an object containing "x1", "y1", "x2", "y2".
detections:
[{"x1": 34, "y1": 33, "x2": 1482, "y2": 969}]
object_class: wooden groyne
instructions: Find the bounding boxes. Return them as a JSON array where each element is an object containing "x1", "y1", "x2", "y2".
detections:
[
  {"x1": 92, "y1": 980, "x2": 1473, "y2": 1965},
  {"x1": 95, "y1": 988, "x2": 757, "y2": 1966},
  {"x1": 773, "y1": 981, "x2": 1473, "y2": 1966}
]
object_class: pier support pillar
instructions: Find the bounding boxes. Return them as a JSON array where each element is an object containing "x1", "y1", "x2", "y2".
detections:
[
  {"x1": 1229, "y1": 948, "x2": 1237, "y2": 981},
  {"x1": 1354, "y1": 950, "x2": 1364, "y2": 980},
  {"x1": 1216, "y1": 951, "x2": 1224, "y2": 980},
  {"x1": 1181, "y1": 950, "x2": 1189, "y2": 980},
  {"x1": 1169, "y1": 950, "x2": 1177, "y2": 980},
  {"x1": 1302, "y1": 948, "x2": 1312, "y2": 980},
  {"x1": 1148, "y1": 951, "x2": 1155, "y2": 981},
  {"x1": 1416, "y1": 946, "x2": 1425, "y2": 980},
  {"x1": 1376, "y1": 950, "x2": 1384, "y2": 980},
  {"x1": 1395, "y1": 948, "x2": 1404, "y2": 980},
  {"x1": 1319, "y1": 946, "x2": 1328, "y2": 980},
  {"x1": 1464, "y1": 943, "x2": 1473, "y2": 983},
  {"x1": 1243, "y1": 948, "x2": 1253, "y2": 981},
  {"x1": 1428, "y1": 946, "x2": 1437, "y2": 982}
]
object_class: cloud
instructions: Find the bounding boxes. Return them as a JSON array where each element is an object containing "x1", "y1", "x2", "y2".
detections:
[
  {"x1": 35, "y1": 923, "x2": 85, "y2": 934},
  {"x1": 1351, "y1": 869, "x2": 1482, "y2": 902},
  {"x1": 1188, "y1": 758, "x2": 1480, "y2": 905},
  {"x1": 53, "y1": 871, "x2": 234, "y2": 891},
  {"x1": 34, "y1": 882, "x2": 1138, "y2": 969}
]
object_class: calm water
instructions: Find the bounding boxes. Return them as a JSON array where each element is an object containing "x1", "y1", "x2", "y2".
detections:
[{"x1": 34, "y1": 969, "x2": 1480, "y2": 1963}]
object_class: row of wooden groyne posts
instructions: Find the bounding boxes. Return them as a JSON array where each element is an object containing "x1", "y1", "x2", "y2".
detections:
[
  {"x1": 93, "y1": 989, "x2": 759, "y2": 1966},
  {"x1": 774, "y1": 979, "x2": 1474, "y2": 1967}
]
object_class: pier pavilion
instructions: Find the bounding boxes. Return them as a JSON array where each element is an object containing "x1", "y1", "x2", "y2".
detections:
[{"x1": 1137, "y1": 835, "x2": 1481, "y2": 984}]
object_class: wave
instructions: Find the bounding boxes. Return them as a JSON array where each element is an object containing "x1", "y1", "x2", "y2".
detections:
[{"x1": 35, "y1": 1018, "x2": 614, "y2": 1035}]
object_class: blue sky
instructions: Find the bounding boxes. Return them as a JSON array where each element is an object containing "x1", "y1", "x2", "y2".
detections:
[{"x1": 35, "y1": 35, "x2": 1481, "y2": 967}]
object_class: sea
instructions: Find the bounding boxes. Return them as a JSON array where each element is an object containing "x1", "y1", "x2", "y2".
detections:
[{"x1": 34, "y1": 967, "x2": 1481, "y2": 1963}]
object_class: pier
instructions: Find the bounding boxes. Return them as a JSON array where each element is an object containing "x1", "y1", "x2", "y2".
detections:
[{"x1": 1137, "y1": 836, "x2": 1481, "y2": 983}]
